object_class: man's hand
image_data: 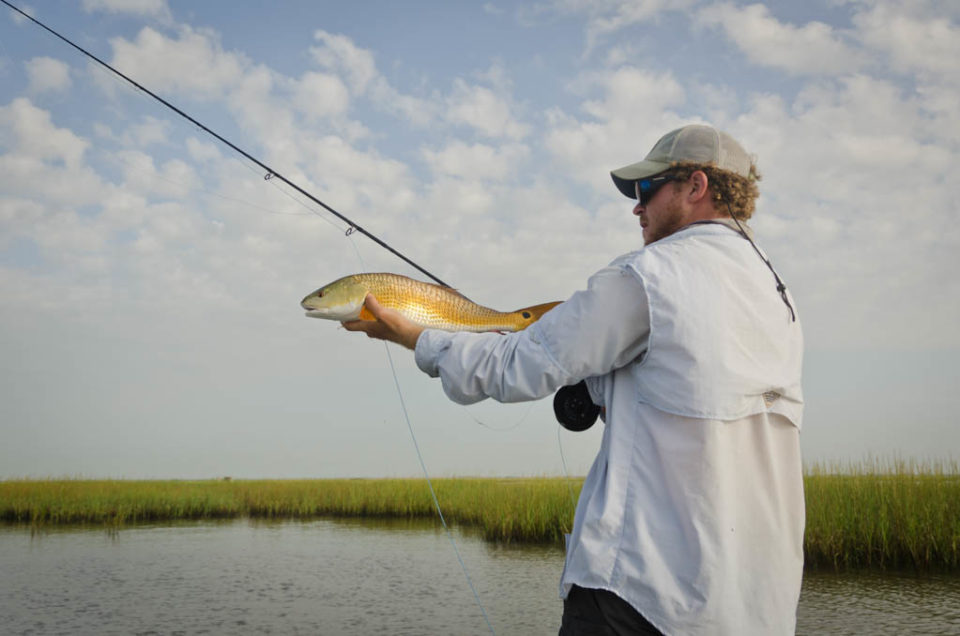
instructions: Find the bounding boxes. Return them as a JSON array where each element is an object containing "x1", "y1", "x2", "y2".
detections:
[{"x1": 341, "y1": 294, "x2": 424, "y2": 350}]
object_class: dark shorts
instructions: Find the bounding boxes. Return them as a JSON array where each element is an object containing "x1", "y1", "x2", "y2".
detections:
[{"x1": 559, "y1": 586, "x2": 664, "y2": 636}]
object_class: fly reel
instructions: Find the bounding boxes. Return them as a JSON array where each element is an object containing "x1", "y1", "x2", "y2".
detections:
[{"x1": 553, "y1": 381, "x2": 600, "y2": 432}]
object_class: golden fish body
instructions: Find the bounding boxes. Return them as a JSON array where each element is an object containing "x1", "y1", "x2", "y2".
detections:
[{"x1": 301, "y1": 272, "x2": 560, "y2": 332}]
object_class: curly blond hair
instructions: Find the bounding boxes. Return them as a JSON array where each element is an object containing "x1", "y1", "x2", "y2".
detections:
[{"x1": 668, "y1": 160, "x2": 762, "y2": 220}]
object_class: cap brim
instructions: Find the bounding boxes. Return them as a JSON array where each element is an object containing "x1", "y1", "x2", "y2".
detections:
[{"x1": 610, "y1": 159, "x2": 671, "y2": 199}]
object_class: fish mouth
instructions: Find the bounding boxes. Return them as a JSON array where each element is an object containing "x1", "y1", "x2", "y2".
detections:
[{"x1": 303, "y1": 305, "x2": 363, "y2": 321}]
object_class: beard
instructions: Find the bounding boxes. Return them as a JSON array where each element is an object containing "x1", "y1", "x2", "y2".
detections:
[{"x1": 643, "y1": 198, "x2": 687, "y2": 245}]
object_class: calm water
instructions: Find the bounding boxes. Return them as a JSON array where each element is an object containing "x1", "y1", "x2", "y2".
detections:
[{"x1": 1, "y1": 519, "x2": 958, "y2": 635}]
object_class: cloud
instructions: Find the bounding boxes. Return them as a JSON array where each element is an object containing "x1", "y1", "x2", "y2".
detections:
[
  {"x1": 697, "y1": 3, "x2": 864, "y2": 75},
  {"x1": 116, "y1": 151, "x2": 198, "y2": 199},
  {"x1": 0, "y1": 97, "x2": 88, "y2": 169},
  {"x1": 24, "y1": 56, "x2": 71, "y2": 94},
  {"x1": 309, "y1": 29, "x2": 530, "y2": 138},
  {"x1": 185, "y1": 137, "x2": 222, "y2": 163},
  {"x1": 108, "y1": 26, "x2": 247, "y2": 99},
  {"x1": 6, "y1": 3, "x2": 35, "y2": 24},
  {"x1": 82, "y1": 0, "x2": 170, "y2": 19},
  {"x1": 853, "y1": 2, "x2": 960, "y2": 82},
  {"x1": 533, "y1": 0, "x2": 690, "y2": 52},
  {"x1": 126, "y1": 115, "x2": 171, "y2": 146},
  {"x1": 308, "y1": 29, "x2": 439, "y2": 127},
  {"x1": 420, "y1": 140, "x2": 529, "y2": 181},
  {"x1": 292, "y1": 71, "x2": 351, "y2": 120},
  {"x1": 727, "y1": 71, "x2": 960, "y2": 349},
  {"x1": 444, "y1": 79, "x2": 528, "y2": 139},
  {"x1": 3, "y1": 2, "x2": 959, "y2": 479},
  {"x1": 309, "y1": 30, "x2": 378, "y2": 96},
  {"x1": 545, "y1": 66, "x2": 687, "y2": 191}
]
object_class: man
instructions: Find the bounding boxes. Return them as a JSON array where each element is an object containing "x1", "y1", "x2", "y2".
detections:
[{"x1": 344, "y1": 124, "x2": 805, "y2": 635}]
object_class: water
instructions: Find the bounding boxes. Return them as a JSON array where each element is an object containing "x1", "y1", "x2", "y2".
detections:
[{"x1": 1, "y1": 519, "x2": 959, "y2": 635}]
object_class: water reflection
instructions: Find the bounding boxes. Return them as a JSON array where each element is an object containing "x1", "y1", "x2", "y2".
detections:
[
  {"x1": 798, "y1": 569, "x2": 960, "y2": 635},
  {"x1": 2, "y1": 519, "x2": 563, "y2": 635},
  {"x1": 2, "y1": 520, "x2": 959, "y2": 635}
]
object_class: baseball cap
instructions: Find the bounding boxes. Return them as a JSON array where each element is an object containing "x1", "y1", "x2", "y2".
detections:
[{"x1": 611, "y1": 124, "x2": 752, "y2": 199}]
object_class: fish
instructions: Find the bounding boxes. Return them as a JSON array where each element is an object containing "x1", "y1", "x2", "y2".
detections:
[{"x1": 301, "y1": 272, "x2": 561, "y2": 332}]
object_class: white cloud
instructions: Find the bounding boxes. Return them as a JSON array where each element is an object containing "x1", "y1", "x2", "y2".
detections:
[
  {"x1": 370, "y1": 80, "x2": 438, "y2": 127},
  {"x1": 82, "y1": 0, "x2": 170, "y2": 19},
  {"x1": 853, "y1": 3, "x2": 960, "y2": 81},
  {"x1": 444, "y1": 79, "x2": 528, "y2": 139},
  {"x1": 545, "y1": 66, "x2": 687, "y2": 191},
  {"x1": 108, "y1": 26, "x2": 247, "y2": 99},
  {"x1": 292, "y1": 71, "x2": 350, "y2": 120},
  {"x1": 6, "y1": 3, "x2": 32, "y2": 24},
  {"x1": 697, "y1": 3, "x2": 864, "y2": 75},
  {"x1": 185, "y1": 137, "x2": 222, "y2": 163},
  {"x1": 309, "y1": 30, "x2": 437, "y2": 128},
  {"x1": 421, "y1": 140, "x2": 529, "y2": 181},
  {"x1": 127, "y1": 116, "x2": 171, "y2": 147},
  {"x1": 0, "y1": 97, "x2": 88, "y2": 169},
  {"x1": 727, "y1": 71, "x2": 959, "y2": 349},
  {"x1": 24, "y1": 56, "x2": 71, "y2": 94},
  {"x1": 310, "y1": 30, "x2": 378, "y2": 96},
  {"x1": 537, "y1": 0, "x2": 690, "y2": 51},
  {"x1": 117, "y1": 150, "x2": 198, "y2": 199},
  {"x1": 4, "y1": 3, "x2": 959, "y2": 479}
]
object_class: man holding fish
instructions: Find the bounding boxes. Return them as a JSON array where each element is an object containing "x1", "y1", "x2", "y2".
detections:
[{"x1": 334, "y1": 125, "x2": 804, "y2": 635}]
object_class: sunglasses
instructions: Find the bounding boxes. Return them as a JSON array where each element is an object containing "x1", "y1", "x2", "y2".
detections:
[{"x1": 635, "y1": 174, "x2": 678, "y2": 206}]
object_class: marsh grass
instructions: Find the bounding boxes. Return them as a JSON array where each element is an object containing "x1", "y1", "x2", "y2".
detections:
[
  {"x1": 3, "y1": 458, "x2": 958, "y2": 570},
  {"x1": 0, "y1": 477, "x2": 580, "y2": 545},
  {"x1": 803, "y1": 458, "x2": 960, "y2": 570}
]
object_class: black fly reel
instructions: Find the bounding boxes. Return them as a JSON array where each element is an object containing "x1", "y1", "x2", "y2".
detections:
[{"x1": 553, "y1": 380, "x2": 600, "y2": 432}]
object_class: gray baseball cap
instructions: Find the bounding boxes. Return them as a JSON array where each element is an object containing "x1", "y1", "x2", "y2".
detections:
[{"x1": 611, "y1": 124, "x2": 752, "y2": 199}]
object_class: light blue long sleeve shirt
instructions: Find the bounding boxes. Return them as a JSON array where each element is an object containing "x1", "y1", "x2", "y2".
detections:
[{"x1": 414, "y1": 223, "x2": 805, "y2": 635}]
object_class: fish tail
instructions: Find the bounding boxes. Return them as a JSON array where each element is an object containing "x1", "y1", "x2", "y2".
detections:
[{"x1": 514, "y1": 301, "x2": 562, "y2": 321}]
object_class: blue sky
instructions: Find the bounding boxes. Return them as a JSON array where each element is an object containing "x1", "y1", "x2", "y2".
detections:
[{"x1": 1, "y1": 0, "x2": 958, "y2": 478}]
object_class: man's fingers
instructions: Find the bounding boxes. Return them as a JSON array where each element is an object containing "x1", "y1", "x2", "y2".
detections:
[
  {"x1": 340, "y1": 293, "x2": 423, "y2": 350},
  {"x1": 341, "y1": 319, "x2": 368, "y2": 332},
  {"x1": 363, "y1": 293, "x2": 384, "y2": 317}
]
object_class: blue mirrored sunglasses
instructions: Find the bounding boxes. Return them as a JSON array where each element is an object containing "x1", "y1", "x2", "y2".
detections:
[{"x1": 635, "y1": 174, "x2": 677, "y2": 206}]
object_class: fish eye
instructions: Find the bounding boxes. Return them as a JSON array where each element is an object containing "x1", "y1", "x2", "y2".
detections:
[{"x1": 522, "y1": 311, "x2": 531, "y2": 319}]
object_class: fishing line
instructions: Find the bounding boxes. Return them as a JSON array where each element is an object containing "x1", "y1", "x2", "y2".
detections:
[
  {"x1": 0, "y1": 0, "x2": 450, "y2": 288},
  {"x1": 232, "y1": 155, "x2": 353, "y2": 231},
  {"x1": 341, "y1": 205, "x2": 494, "y2": 635},
  {"x1": 467, "y1": 401, "x2": 535, "y2": 432},
  {"x1": 382, "y1": 343, "x2": 496, "y2": 636},
  {"x1": 106, "y1": 152, "x2": 319, "y2": 219},
  {"x1": 556, "y1": 426, "x2": 579, "y2": 519}
]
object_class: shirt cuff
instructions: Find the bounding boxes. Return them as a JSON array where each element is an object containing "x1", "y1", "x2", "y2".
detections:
[{"x1": 414, "y1": 329, "x2": 454, "y2": 378}]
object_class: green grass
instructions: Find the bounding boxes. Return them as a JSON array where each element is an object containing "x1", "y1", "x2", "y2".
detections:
[
  {"x1": 803, "y1": 458, "x2": 960, "y2": 570},
  {"x1": 2, "y1": 459, "x2": 958, "y2": 570},
  {"x1": 0, "y1": 477, "x2": 580, "y2": 545}
]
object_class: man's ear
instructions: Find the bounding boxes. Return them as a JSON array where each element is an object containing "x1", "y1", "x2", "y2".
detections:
[{"x1": 688, "y1": 170, "x2": 710, "y2": 203}]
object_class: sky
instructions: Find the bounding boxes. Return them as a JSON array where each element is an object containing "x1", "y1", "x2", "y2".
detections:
[{"x1": 1, "y1": 0, "x2": 957, "y2": 479}]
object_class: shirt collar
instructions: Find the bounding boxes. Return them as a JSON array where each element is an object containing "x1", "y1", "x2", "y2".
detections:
[{"x1": 681, "y1": 218, "x2": 755, "y2": 240}]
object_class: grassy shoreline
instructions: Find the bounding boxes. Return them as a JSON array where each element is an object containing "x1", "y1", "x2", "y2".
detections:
[{"x1": 3, "y1": 462, "x2": 958, "y2": 571}]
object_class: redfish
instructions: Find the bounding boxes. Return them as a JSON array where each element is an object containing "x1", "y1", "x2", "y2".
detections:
[{"x1": 301, "y1": 273, "x2": 560, "y2": 332}]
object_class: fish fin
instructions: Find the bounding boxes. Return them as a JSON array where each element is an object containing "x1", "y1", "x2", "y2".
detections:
[
  {"x1": 443, "y1": 285, "x2": 474, "y2": 302},
  {"x1": 359, "y1": 306, "x2": 376, "y2": 321}
]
